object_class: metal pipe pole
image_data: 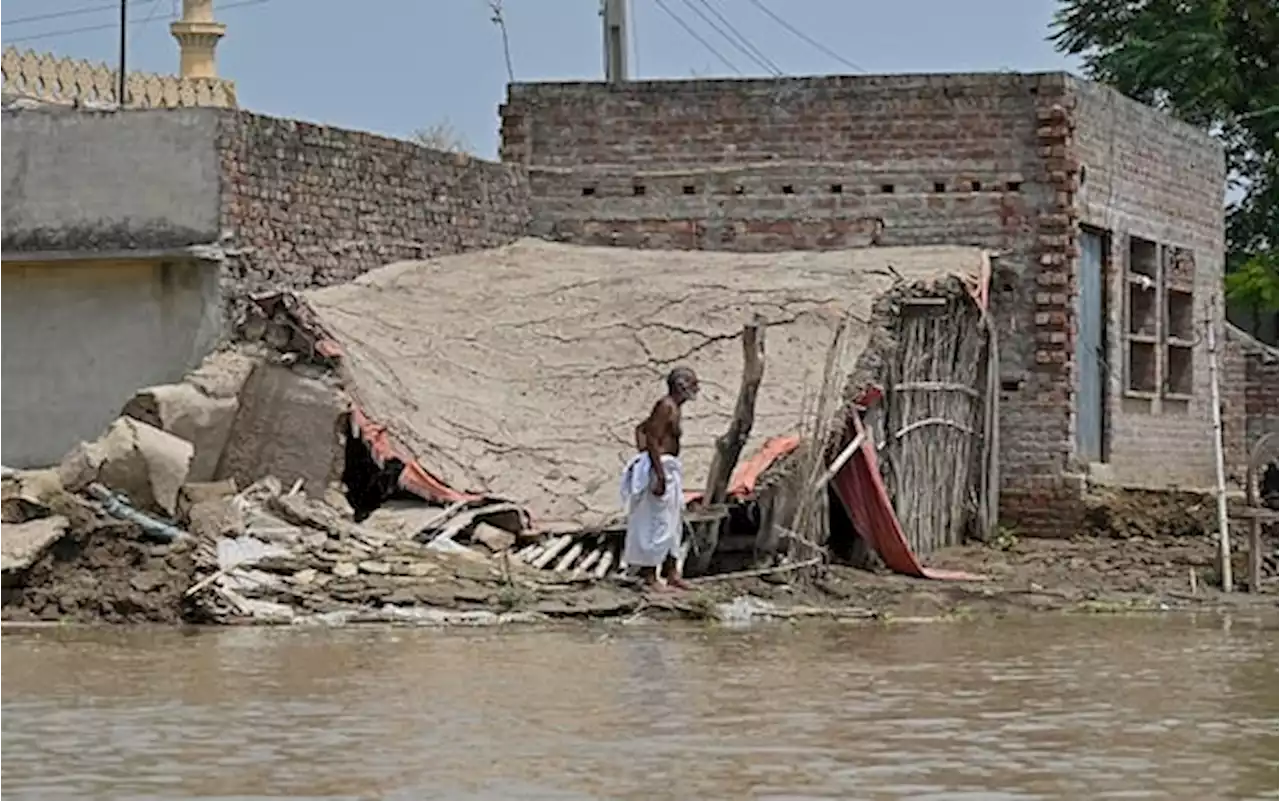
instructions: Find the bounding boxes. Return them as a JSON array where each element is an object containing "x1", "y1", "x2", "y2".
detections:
[
  {"x1": 117, "y1": 0, "x2": 128, "y2": 105},
  {"x1": 602, "y1": 0, "x2": 628, "y2": 84}
]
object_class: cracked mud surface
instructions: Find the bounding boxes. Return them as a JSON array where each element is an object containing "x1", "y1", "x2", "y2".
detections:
[{"x1": 305, "y1": 238, "x2": 987, "y2": 528}]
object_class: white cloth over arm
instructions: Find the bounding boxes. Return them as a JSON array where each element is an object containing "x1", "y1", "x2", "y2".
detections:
[{"x1": 619, "y1": 453, "x2": 684, "y2": 568}]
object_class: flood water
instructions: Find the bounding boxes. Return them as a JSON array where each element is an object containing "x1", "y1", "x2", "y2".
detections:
[{"x1": 2, "y1": 615, "x2": 1276, "y2": 801}]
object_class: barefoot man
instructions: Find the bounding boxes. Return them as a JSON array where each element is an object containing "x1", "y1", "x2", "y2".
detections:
[{"x1": 620, "y1": 366, "x2": 699, "y2": 590}]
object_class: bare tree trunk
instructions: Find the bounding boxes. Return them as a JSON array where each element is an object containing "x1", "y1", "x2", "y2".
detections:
[{"x1": 686, "y1": 317, "x2": 766, "y2": 576}]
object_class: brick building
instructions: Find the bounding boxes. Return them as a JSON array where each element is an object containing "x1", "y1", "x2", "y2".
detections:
[{"x1": 500, "y1": 71, "x2": 1234, "y2": 535}]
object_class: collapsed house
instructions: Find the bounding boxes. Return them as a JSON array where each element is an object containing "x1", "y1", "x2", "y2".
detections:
[
  {"x1": 4, "y1": 238, "x2": 1001, "y2": 622},
  {"x1": 218, "y1": 240, "x2": 997, "y2": 605}
]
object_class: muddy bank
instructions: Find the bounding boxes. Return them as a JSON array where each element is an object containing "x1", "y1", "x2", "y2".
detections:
[
  {"x1": 3, "y1": 458, "x2": 1274, "y2": 627},
  {"x1": 4, "y1": 521, "x2": 1273, "y2": 627},
  {"x1": 2, "y1": 490, "x2": 197, "y2": 624}
]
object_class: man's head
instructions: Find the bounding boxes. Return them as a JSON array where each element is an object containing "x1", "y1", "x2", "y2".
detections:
[{"x1": 666, "y1": 366, "x2": 700, "y2": 404}]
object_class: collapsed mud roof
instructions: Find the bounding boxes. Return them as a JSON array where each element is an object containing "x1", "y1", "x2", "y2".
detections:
[{"x1": 244, "y1": 238, "x2": 990, "y2": 532}]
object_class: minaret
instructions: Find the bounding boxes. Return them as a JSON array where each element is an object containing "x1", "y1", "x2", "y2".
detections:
[{"x1": 170, "y1": 0, "x2": 226, "y2": 79}]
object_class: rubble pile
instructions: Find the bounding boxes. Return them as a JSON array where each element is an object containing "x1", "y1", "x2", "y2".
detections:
[{"x1": 184, "y1": 477, "x2": 642, "y2": 624}]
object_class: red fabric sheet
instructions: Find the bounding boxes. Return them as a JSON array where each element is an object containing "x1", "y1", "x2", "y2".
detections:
[
  {"x1": 830, "y1": 414, "x2": 981, "y2": 581},
  {"x1": 684, "y1": 435, "x2": 801, "y2": 505}
]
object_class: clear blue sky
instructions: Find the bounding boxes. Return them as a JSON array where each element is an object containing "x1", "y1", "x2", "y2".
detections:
[{"x1": 3, "y1": 0, "x2": 1079, "y2": 158}]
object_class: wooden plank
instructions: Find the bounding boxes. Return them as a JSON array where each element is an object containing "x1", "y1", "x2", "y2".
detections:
[{"x1": 688, "y1": 317, "x2": 765, "y2": 576}]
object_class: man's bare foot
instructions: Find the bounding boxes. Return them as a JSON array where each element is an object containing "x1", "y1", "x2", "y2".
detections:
[{"x1": 666, "y1": 576, "x2": 693, "y2": 591}]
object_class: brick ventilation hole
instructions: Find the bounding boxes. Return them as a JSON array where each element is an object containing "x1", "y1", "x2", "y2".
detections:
[
  {"x1": 1006, "y1": 181, "x2": 1022, "y2": 192},
  {"x1": 733, "y1": 185, "x2": 745, "y2": 195},
  {"x1": 880, "y1": 183, "x2": 895, "y2": 194},
  {"x1": 581, "y1": 186, "x2": 596, "y2": 197},
  {"x1": 830, "y1": 183, "x2": 843, "y2": 194},
  {"x1": 970, "y1": 180, "x2": 982, "y2": 191},
  {"x1": 781, "y1": 184, "x2": 795, "y2": 194},
  {"x1": 933, "y1": 181, "x2": 947, "y2": 193},
  {"x1": 682, "y1": 184, "x2": 696, "y2": 195},
  {"x1": 632, "y1": 184, "x2": 646, "y2": 196}
]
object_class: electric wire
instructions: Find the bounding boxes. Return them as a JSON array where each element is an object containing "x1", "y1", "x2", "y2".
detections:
[
  {"x1": 0, "y1": 0, "x2": 270, "y2": 46},
  {"x1": 691, "y1": 0, "x2": 778, "y2": 75},
  {"x1": 745, "y1": 0, "x2": 865, "y2": 73},
  {"x1": 650, "y1": 0, "x2": 741, "y2": 74}
]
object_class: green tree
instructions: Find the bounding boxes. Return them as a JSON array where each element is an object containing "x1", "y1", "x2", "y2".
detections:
[{"x1": 1051, "y1": 0, "x2": 1279, "y2": 333}]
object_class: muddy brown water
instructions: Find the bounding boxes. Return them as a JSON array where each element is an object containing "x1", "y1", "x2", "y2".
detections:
[{"x1": 2, "y1": 615, "x2": 1276, "y2": 800}]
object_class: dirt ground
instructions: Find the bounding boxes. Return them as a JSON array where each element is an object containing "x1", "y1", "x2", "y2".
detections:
[
  {"x1": 5, "y1": 524, "x2": 1273, "y2": 626},
  {"x1": 2, "y1": 511, "x2": 197, "y2": 625},
  {"x1": 684, "y1": 533, "x2": 1277, "y2": 622}
]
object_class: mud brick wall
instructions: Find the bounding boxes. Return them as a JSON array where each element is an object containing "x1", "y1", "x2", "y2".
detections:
[
  {"x1": 217, "y1": 110, "x2": 530, "y2": 315},
  {"x1": 1072, "y1": 81, "x2": 1227, "y2": 490},
  {"x1": 501, "y1": 72, "x2": 1227, "y2": 536}
]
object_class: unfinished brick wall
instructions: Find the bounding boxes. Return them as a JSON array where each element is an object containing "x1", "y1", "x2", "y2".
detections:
[
  {"x1": 218, "y1": 110, "x2": 530, "y2": 314},
  {"x1": 1071, "y1": 80, "x2": 1227, "y2": 491},
  {"x1": 1223, "y1": 327, "x2": 1278, "y2": 488},
  {"x1": 503, "y1": 75, "x2": 1045, "y2": 254},
  {"x1": 1245, "y1": 351, "x2": 1278, "y2": 446},
  {"x1": 501, "y1": 72, "x2": 1227, "y2": 536}
]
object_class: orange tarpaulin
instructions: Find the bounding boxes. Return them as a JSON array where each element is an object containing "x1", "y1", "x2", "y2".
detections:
[{"x1": 829, "y1": 414, "x2": 980, "y2": 581}]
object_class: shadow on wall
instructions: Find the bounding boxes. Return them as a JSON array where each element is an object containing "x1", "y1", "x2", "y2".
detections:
[{"x1": 0, "y1": 258, "x2": 222, "y2": 468}]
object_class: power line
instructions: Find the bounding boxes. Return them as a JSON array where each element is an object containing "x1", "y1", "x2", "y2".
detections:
[
  {"x1": 4, "y1": 0, "x2": 271, "y2": 45},
  {"x1": 138, "y1": 0, "x2": 167, "y2": 26},
  {"x1": 651, "y1": 0, "x2": 740, "y2": 75},
  {"x1": 744, "y1": 0, "x2": 865, "y2": 74},
  {"x1": 688, "y1": 0, "x2": 781, "y2": 76},
  {"x1": 0, "y1": 0, "x2": 120, "y2": 29}
]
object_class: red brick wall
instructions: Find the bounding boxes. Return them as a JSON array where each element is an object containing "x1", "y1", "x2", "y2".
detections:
[
  {"x1": 500, "y1": 72, "x2": 1226, "y2": 536},
  {"x1": 1071, "y1": 81, "x2": 1227, "y2": 490},
  {"x1": 503, "y1": 73, "x2": 1071, "y2": 533},
  {"x1": 1223, "y1": 327, "x2": 1279, "y2": 488},
  {"x1": 218, "y1": 110, "x2": 530, "y2": 320}
]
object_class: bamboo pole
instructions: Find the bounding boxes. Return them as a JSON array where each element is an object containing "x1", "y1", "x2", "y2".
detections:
[
  {"x1": 1206, "y1": 305, "x2": 1232, "y2": 592},
  {"x1": 531, "y1": 535, "x2": 574, "y2": 569},
  {"x1": 553, "y1": 541, "x2": 585, "y2": 573}
]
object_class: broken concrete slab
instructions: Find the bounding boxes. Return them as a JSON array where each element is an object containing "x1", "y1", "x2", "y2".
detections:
[
  {"x1": 213, "y1": 362, "x2": 345, "y2": 496},
  {"x1": 57, "y1": 418, "x2": 193, "y2": 516},
  {"x1": 122, "y1": 383, "x2": 239, "y2": 483},
  {"x1": 1, "y1": 515, "x2": 69, "y2": 572}
]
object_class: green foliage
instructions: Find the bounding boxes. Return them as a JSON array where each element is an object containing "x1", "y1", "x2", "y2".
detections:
[
  {"x1": 1050, "y1": 0, "x2": 1278, "y2": 311},
  {"x1": 1225, "y1": 251, "x2": 1280, "y2": 311}
]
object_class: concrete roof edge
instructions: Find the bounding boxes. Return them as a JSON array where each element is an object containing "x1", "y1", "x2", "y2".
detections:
[{"x1": 2, "y1": 243, "x2": 227, "y2": 264}]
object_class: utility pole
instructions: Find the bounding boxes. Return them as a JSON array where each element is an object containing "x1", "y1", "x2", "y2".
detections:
[
  {"x1": 602, "y1": 0, "x2": 628, "y2": 84},
  {"x1": 117, "y1": 0, "x2": 128, "y2": 105}
]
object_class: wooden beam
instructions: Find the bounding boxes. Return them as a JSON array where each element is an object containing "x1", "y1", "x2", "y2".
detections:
[{"x1": 686, "y1": 317, "x2": 766, "y2": 576}]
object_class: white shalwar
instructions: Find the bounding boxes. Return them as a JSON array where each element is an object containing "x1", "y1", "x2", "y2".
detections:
[{"x1": 619, "y1": 453, "x2": 684, "y2": 568}]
